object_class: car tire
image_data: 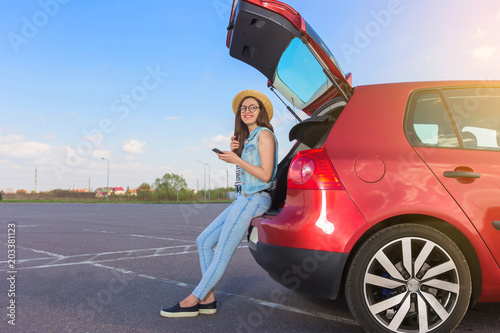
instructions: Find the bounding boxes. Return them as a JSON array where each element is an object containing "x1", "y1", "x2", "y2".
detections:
[{"x1": 345, "y1": 224, "x2": 471, "y2": 333}]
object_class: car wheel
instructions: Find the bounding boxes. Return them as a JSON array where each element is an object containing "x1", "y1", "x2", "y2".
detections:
[{"x1": 345, "y1": 224, "x2": 471, "y2": 333}]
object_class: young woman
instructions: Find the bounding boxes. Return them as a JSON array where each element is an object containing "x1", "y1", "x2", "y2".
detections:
[{"x1": 161, "y1": 90, "x2": 278, "y2": 318}]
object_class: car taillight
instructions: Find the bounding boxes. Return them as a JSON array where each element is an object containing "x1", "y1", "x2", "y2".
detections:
[{"x1": 288, "y1": 148, "x2": 344, "y2": 190}]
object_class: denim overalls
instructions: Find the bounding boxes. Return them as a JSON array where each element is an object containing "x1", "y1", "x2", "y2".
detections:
[{"x1": 192, "y1": 126, "x2": 278, "y2": 300}]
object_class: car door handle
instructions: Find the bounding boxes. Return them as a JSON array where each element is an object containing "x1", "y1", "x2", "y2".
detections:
[
  {"x1": 493, "y1": 221, "x2": 500, "y2": 231},
  {"x1": 444, "y1": 171, "x2": 481, "y2": 179}
]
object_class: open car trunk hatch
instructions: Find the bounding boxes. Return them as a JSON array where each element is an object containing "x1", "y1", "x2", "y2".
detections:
[{"x1": 226, "y1": 0, "x2": 353, "y2": 115}]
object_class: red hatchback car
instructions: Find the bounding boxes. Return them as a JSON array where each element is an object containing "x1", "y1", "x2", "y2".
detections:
[{"x1": 226, "y1": 1, "x2": 500, "y2": 332}]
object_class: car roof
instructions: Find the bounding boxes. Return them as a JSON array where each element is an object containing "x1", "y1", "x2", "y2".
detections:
[{"x1": 356, "y1": 80, "x2": 500, "y2": 90}]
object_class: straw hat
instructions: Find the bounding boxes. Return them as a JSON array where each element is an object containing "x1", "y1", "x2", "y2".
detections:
[{"x1": 232, "y1": 90, "x2": 273, "y2": 121}]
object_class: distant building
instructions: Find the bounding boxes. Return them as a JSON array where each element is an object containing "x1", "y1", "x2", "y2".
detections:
[
  {"x1": 71, "y1": 188, "x2": 89, "y2": 193},
  {"x1": 94, "y1": 187, "x2": 126, "y2": 197},
  {"x1": 95, "y1": 187, "x2": 111, "y2": 197},
  {"x1": 113, "y1": 187, "x2": 125, "y2": 195}
]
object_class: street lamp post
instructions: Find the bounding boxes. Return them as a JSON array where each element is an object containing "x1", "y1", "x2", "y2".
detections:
[
  {"x1": 101, "y1": 157, "x2": 109, "y2": 202},
  {"x1": 197, "y1": 160, "x2": 206, "y2": 201},
  {"x1": 207, "y1": 163, "x2": 211, "y2": 201}
]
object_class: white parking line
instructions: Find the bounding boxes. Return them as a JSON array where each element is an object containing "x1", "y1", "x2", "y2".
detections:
[
  {"x1": 82, "y1": 229, "x2": 196, "y2": 243},
  {"x1": 0, "y1": 244, "x2": 198, "y2": 264},
  {"x1": 93, "y1": 262, "x2": 359, "y2": 327},
  {"x1": 0, "y1": 245, "x2": 248, "y2": 271},
  {"x1": 0, "y1": 241, "x2": 358, "y2": 326},
  {"x1": 254, "y1": 300, "x2": 358, "y2": 326},
  {"x1": 21, "y1": 247, "x2": 66, "y2": 258},
  {"x1": 0, "y1": 250, "x2": 201, "y2": 271}
]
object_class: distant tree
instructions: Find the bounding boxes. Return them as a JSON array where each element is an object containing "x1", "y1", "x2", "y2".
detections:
[
  {"x1": 137, "y1": 183, "x2": 152, "y2": 192},
  {"x1": 153, "y1": 173, "x2": 187, "y2": 192},
  {"x1": 16, "y1": 189, "x2": 27, "y2": 194},
  {"x1": 150, "y1": 173, "x2": 187, "y2": 201},
  {"x1": 0, "y1": 190, "x2": 3, "y2": 201},
  {"x1": 136, "y1": 182, "x2": 152, "y2": 200}
]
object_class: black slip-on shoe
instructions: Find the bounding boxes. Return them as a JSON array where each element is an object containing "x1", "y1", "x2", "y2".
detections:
[
  {"x1": 160, "y1": 303, "x2": 200, "y2": 318},
  {"x1": 199, "y1": 301, "x2": 217, "y2": 315}
]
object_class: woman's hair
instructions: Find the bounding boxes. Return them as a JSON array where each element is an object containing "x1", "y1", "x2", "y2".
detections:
[{"x1": 233, "y1": 96, "x2": 274, "y2": 157}]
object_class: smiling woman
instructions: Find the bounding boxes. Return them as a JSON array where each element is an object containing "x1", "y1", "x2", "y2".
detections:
[{"x1": 160, "y1": 90, "x2": 279, "y2": 318}]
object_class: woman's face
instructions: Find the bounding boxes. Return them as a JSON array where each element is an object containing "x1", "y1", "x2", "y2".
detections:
[{"x1": 240, "y1": 97, "x2": 261, "y2": 127}]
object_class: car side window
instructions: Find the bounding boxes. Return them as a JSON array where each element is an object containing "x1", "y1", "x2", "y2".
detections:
[
  {"x1": 442, "y1": 88, "x2": 500, "y2": 151},
  {"x1": 406, "y1": 91, "x2": 459, "y2": 148}
]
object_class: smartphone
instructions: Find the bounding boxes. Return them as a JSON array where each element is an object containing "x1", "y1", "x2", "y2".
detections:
[{"x1": 212, "y1": 148, "x2": 223, "y2": 154}]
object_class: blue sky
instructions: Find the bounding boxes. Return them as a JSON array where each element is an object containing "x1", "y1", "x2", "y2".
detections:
[{"x1": 1, "y1": 0, "x2": 499, "y2": 193}]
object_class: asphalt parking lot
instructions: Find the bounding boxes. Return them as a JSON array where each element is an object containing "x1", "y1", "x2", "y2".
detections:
[{"x1": 0, "y1": 203, "x2": 498, "y2": 333}]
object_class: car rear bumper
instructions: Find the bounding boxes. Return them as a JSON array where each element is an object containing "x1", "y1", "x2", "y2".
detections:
[{"x1": 248, "y1": 232, "x2": 348, "y2": 299}]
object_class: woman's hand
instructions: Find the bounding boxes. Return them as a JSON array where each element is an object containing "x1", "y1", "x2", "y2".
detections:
[
  {"x1": 217, "y1": 150, "x2": 241, "y2": 165},
  {"x1": 216, "y1": 136, "x2": 242, "y2": 165},
  {"x1": 230, "y1": 136, "x2": 240, "y2": 152}
]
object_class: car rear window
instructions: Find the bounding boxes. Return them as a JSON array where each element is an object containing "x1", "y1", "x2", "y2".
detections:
[
  {"x1": 442, "y1": 88, "x2": 500, "y2": 150},
  {"x1": 406, "y1": 91, "x2": 459, "y2": 148},
  {"x1": 406, "y1": 87, "x2": 500, "y2": 151}
]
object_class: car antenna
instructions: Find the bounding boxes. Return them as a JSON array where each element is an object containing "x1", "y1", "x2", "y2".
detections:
[{"x1": 270, "y1": 86, "x2": 302, "y2": 123}]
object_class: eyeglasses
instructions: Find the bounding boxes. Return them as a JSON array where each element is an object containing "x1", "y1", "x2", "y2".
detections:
[{"x1": 239, "y1": 105, "x2": 260, "y2": 113}]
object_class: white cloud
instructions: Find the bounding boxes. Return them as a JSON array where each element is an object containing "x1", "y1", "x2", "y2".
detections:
[
  {"x1": 470, "y1": 45, "x2": 498, "y2": 61},
  {"x1": 45, "y1": 134, "x2": 56, "y2": 141},
  {"x1": 0, "y1": 134, "x2": 23, "y2": 143},
  {"x1": 209, "y1": 133, "x2": 232, "y2": 149},
  {"x1": 91, "y1": 149, "x2": 111, "y2": 159},
  {"x1": 188, "y1": 141, "x2": 206, "y2": 152},
  {"x1": 465, "y1": 27, "x2": 488, "y2": 39},
  {"x1": 187, "y1": 132, "x2": 232, "y2": 152},
  {"x1": 0, "y1": 135, "x2": 51, "y2": 159},
  {"x1": 83, "y1": 133, "x2": 103, "y2": 145},
  {"x1": 121, "y1": 139, "x2": 146, "y2": 154}
]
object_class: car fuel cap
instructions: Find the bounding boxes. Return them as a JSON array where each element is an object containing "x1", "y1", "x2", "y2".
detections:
[{"x1": 354, "y1": 154, "x2": 386, "y2": 183}]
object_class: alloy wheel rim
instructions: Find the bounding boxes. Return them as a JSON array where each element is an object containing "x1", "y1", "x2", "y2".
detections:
[{"x1": 363, "y1": 237, "x2": 460, "y2": 332}]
